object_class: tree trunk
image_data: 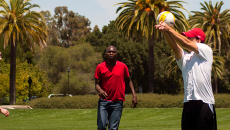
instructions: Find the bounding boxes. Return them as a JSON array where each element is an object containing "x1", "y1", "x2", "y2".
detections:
[
  {"x1": 148, "y1": 34, "x2": 155, "y2": 93},
  {"x1": 10, "y1": 41, "x2": 17, "y2": 105}
]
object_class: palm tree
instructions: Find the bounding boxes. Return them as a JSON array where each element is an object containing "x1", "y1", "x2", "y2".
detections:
[
  {"x1": 212, "y1": 48, "x2": 225, "y2": 94},
  {"x1": 0, "y1": 0, "x2": 47, "y2": 104},
  {"x1": 115, "y1": 0, "x2": 189, "y2": 92},
  {"x1": 189, "y1": 1, "x2": 230, "y2": 58}
]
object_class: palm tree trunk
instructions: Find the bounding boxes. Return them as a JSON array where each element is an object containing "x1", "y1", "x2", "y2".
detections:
[
  {"x1": 148, "y1": 34, "x2": 155, "y2": 93},
  {"x1": 10, "y1": 41, "x2": 17, "y2": 105}
]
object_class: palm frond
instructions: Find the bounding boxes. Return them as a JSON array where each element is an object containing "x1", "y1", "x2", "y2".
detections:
[
  {"x1": 0, "y1": 0, "x2": 48, "y2": 50},
  {"x1": 115, "y1": 0, "x2": 189, "y2": 40}
]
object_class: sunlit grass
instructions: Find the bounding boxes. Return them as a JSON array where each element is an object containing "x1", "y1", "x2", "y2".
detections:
[{"x1": 0, "y1": 108, "x2": 229, "y2": 130}]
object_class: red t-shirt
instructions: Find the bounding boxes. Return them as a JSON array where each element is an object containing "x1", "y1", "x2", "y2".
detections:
[{"x1": 94, "y1": 61, "x2": 129, "y2": 101}]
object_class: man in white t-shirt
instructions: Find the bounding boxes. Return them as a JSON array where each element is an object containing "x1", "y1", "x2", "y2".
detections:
[{"x1": 155, "y1": 22, "x2": 217, "y2": 130}]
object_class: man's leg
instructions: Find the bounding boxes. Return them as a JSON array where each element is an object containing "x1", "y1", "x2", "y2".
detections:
[
  {"x1": 198, "y1": 104, "x2": 217, "y2": 130},
  {"x1": 97, "y1": 98, "x2": 109, "y2": 130},
  {"x1": 181, "y1": 100, "x2": 204, "y2": 130},
  {"x1": 181, "y1": 102, "x2": 196, "y2": 130},
  {"x1": 108, "y1": 100, "x2": 123, "y2": 130}
]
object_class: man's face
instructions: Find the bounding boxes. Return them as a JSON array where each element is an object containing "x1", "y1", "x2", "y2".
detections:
[
  {"x1": 0, "y1": 52, "x2": 2, "y2": 60},
  {"x1": 187, "y1": 37, "x2": 201, "y2": 43},
  {"x1": 105, "y1": 47, "x2": 117, "y2": 60}
]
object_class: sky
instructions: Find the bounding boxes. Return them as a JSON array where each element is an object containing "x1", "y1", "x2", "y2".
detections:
[{"x1": 29, "y1": 0, "x2": 230, "y2": 31}]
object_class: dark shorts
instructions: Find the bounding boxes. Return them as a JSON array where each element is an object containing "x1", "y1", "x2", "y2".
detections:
[{"x1": 182, "y1": 100, "x2": 217, "y2": 130}]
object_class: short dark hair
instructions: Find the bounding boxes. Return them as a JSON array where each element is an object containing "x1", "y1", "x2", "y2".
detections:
[
  {"x1": 106, "y1": 45, "x2": 117, "y2": 52},
  {"x1": 195, "y1": 37, "x2": 202, "y2": 43}
]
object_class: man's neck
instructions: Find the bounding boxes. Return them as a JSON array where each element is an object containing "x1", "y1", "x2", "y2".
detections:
[{"x1": 106, "y1": 60, "x2": 117, "y2": 66}]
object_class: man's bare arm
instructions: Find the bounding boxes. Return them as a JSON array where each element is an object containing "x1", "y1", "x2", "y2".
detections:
[
  {"x1": 125, "y1": 77, "x2": 137, "y2": 108},
  {"x1": 157, "y1": 22, "x2": 198, "y2": 54},
  {"x1": 162, "y1": 30, "x2": 183, "y2": 60},
  {"x1": 95, "y1": 78, "x2": 108, "y2": 99}
]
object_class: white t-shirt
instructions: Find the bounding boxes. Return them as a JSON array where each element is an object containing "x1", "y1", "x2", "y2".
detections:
[{"x1": 176, "y1": 43, "x2": 215, "y2": 104}]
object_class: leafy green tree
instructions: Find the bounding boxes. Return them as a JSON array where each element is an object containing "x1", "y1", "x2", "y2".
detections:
[
  {"x1": 16, "y1": 61, "x2": 50, "y2": 101},
  {"x1": 154, "y1": 39, "x2": 183, "y2": 94},
  {"x1": 54, "y1": 6, "x2": 91, "y2": 47},
  {"x1": 189, "y1": 1, "x2": 230, "y2": 58},
  {"x1": 211, "y1": 48, "x2": 225, "y2": 93},
  {"x1": 0, "y1": 36, "x2": 35, "y2": 65},
  {"x1": 93, "y1": 25, "x2": 100, "y2": 32},
  {"x1": 38, "y1": 46, "x2": 70, "y2": 84},
  {"x1": 116, "y1": 39, "x2": 149, "y2": 93},
  {"x1": 38, "y1": 43, "x2": 102, "y2": 95},
  {"x1": 115, "y1": 0, "x2": 189, "y2": 92},
  {"x1": 86, "y1": 25, "x2": 104, "y2": 52},
  {"x1": 0, "y1": 0, "x2": 47, "y2": 104},
  {"x1": 218, "y1": 57, "x2": 230, "y2": 93},
  {"x1": 0, "y1": 61, "x2": 10, "y2": 100},
  {"x1": 40, "y1": 10, "x2": 62, "y2": 46},
  {"x1": 0, "y1": 60, "x2": 50, "y2": 102}
]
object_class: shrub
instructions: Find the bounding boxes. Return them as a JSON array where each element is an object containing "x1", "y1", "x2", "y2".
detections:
[
  {"x1": 29, "y1": 95, "x2": 98, "y2": 109},
  {"x1": 29, "y1": 94, "x2": 230, "y2": 109},
  {"x1": 214, "y1": 94, "x2": 230, "y2": 108},
  {"x1": 124, "y1": 94, "x2": 184, "y2": 108}
]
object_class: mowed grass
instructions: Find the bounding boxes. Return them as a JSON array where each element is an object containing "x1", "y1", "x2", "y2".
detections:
[{"x1": 0, "y1": 108, "x2": 229, "y2": 130}]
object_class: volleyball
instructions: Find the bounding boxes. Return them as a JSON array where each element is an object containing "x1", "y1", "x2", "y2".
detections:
[{"x1": 156, "y1": 11, "x2": 175, "y2": 27}]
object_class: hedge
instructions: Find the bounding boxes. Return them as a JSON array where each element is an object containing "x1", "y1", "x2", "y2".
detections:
[{"x1": 29, "y1": 94, "x2": 230, "y2": 109}]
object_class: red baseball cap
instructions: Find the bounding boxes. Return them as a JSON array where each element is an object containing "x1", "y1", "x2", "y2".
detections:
[{"x1": 181, "y1": 28, "x2": 206, "y2": 43}]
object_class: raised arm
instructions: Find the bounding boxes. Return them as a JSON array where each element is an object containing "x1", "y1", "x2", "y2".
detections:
[
  {"x1": 156, "y1": 22, "x2": 199, "y2": 54},
  {"x1": 125, "y1": 77, "x2": 137, "y2": 108},
  {"x1": 162, "y1": 30, "x2": 183, "y2": 60}
]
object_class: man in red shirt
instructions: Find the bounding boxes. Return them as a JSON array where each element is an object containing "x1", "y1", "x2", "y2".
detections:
[{"x1": 95, "y1": 46, "x2": 137, "y2": 130}]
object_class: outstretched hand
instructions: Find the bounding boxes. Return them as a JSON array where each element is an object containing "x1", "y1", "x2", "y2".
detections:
[{"x1": 155, "y1": 21, "x2": 170, "y2": 32}]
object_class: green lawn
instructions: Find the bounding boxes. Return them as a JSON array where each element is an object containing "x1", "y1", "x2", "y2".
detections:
[{"x1": 0, "y1": 108, "x2": 229, "y2": 130}]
